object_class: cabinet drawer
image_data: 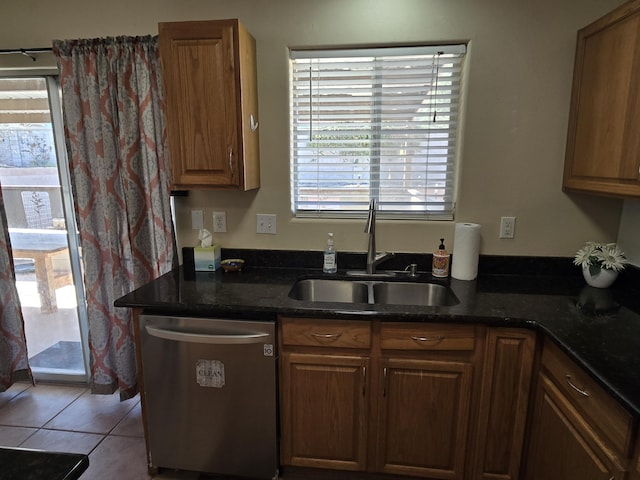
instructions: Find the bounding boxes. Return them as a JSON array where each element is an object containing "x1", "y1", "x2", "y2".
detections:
[
  {"x1": 380, "y1": 323, "x2": 476, "y2": 351},
  {"x1": 280, "y1": 317, "x2": 371, "y2": 349},
  {"x1": 542, "y1": 340, "x2": 634, "y2": 456}
]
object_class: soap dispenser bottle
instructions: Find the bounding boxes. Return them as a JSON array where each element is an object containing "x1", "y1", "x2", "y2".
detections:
[
  {"x1": 432, "y1": 238, "x2": 450, "y2": 278},
  {"x1": 323, "y1": 233, "x2": 337, "y2": 273}
]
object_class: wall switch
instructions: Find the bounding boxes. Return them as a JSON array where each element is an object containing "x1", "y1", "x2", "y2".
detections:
[
  {"x1": 213, "y1": 211, "x2": 227, "y2": 233},
  {"x1": 500, "y1": 216, "x2": 516, "y2": 239},
  {"x1": 256, "y1": 214, "x2": 277, "y2": 234},
  {"x1": 191, "y1": 210, "x2": 204, "y2": 230}
]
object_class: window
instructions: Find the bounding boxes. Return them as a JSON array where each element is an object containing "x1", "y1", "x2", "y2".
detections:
[{"x1": 290, "y1": 44, "x2": 466, "y2": 219}]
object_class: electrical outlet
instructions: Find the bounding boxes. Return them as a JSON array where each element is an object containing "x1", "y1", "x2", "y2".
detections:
[
  {"x1": 256, "y1": 214, "x2": 277, "y2": 234},
  {"x1": 191, "y1": 210, "x2": 203, "y2": 230},
  {"x1": 500, "y1": 216, "x2": 516, "y2": 239},
  {"x1": 213, "y1": 211, "x2": 227, "y2": 233}
]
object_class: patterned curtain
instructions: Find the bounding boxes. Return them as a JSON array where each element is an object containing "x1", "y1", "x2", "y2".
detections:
[
  {"x1": 0, "y1": 183, "x2": 32, "y2": 390},
  {"x1": 53, "y1": 36, "x2": 176, "y2": 399}
]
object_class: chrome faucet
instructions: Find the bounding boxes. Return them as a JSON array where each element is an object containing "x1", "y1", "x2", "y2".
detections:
[{"x1": 365, "y1": 199, "x2": 394, "y2": 274}]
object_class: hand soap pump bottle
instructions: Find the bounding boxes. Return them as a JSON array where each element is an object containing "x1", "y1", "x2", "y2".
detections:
[
  {"x1": 323, "y1": 233, "x2": 338, "y2": 274},
  {"x1": 432, "y1": 238, "x2": 450, "y2": 278}
]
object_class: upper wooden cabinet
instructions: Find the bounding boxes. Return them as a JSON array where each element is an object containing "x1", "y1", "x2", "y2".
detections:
[
  {"x1": 563, "y1": 1, "x2": 640, "y2": 198},
  {"x1": 158, "y1": 19, "x2": 260, "y2": 190}
]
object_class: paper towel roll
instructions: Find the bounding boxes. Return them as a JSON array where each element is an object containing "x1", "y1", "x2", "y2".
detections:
[{"x1": 451, "y1": 223, "x2": 481, "y2": 280}]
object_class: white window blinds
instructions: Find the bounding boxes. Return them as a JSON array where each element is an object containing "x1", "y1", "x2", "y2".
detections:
[{"x1": 290, "y1": 44, "x2": 466, "y2": 219}]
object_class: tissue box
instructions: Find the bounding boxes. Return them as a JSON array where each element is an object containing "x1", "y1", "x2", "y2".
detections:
[{"x1": 194, "y1": 245, "x2": 221, "y2": 272}]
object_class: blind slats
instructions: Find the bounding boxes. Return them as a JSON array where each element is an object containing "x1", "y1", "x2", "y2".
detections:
[{"x1": 290, "y1": 45, "x2": 465, "y2": 219}]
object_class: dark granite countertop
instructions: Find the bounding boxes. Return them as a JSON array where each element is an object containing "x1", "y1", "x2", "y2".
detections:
[
  {"x1": 0, "y1": 447, "x2": 89, "y2": 479},
  {"x1": 115, "y1": 252, "x2": 640, "y2": 418}
]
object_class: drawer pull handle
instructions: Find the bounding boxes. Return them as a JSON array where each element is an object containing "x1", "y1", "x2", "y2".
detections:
[
  {"x1": 311, "y1": 332, "x2": 343, "y2": 341},
  {"x1": 383, "y1": 367, "x2": 388, "y2": 397},
  {"x1": 362, "y1": 366, "x2": 366, "y2": 397},
  {"x1": 565, "y1": 374, "x2": 590, "y2": 397},
  {"x1": 411, "y1": 335, "x2": 444, "y2": 344}
]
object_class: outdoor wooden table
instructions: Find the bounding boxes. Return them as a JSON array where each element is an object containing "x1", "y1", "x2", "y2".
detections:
[{"x1": 9, "y1": 229, "x2": 72, "y2": 314}]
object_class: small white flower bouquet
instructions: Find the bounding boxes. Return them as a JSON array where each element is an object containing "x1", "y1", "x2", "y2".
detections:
[{"x1": 574, "y1": 242, "x2": 628, "y2": 276}]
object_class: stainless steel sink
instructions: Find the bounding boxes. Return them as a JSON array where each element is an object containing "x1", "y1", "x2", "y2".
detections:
[
  {"x1": 373, "y1": 281, "x2": 459, "y2": 306},
  {"x1": 288, "y1": 278, "x2": 459, "y2": 307},
  {"x1": 288, "y1": 279, "x2": 369, "y2": 303}
]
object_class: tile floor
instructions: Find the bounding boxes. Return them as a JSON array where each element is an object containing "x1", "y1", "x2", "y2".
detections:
[{"x1": 0, "y1": 382, "x2": 201, "y2": 479}]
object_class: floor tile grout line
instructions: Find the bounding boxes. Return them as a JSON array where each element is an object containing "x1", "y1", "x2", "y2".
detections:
[
  {"x1": 0, "y1": 385, "x2": 87, "y2": 431},
  {"x1": 40, "y1": 386, "x2": 90, "y2": 430},
  {"x1": 15, "y1": 426, "x2": 39, "y2": 449},
  {"x1": 1, "y1": 383, "x2": 146, "y2": 463},
  {"x1": 2, "y1": 385, "x2": 122, "y2": 431}
]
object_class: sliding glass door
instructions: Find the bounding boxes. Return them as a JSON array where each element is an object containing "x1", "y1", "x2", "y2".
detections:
[{"x1": 0, "y1": 76, "x2": 89, "y2": 383}]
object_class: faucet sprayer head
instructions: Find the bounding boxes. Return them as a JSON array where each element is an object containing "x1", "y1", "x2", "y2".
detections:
[{"x1": 364, "y1": 199, "x2": 376, "y2": 233}]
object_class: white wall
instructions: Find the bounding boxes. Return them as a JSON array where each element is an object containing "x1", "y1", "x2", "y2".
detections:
[
  {"x1": 618, "y1": 200, "x2": 640, "y2": 267},
  {"x1": 1, "y1": 0, "x2": 628, "y2": 258}
]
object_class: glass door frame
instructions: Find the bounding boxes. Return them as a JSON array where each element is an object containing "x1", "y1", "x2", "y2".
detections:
[
  {"x1": 0, "y1": 72, "x2": 91, "y2": 384},
  {"x1": 42, "y1": 75, "x2": 90, "y2": 383}
]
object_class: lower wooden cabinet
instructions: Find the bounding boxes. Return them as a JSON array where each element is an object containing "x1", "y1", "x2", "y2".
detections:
[
  {"x1": 280, "y1": 351, "x2": 370, "y2": 471},
  {"x1": 524, "y1": 340, "x2": 631, "y2": 480},
  {"x1": 279, "y1": 317, "x2": 371, "y2": 471},
  {"x1": 280, "y1": 318, "x2": 640, "y2": 480},
  {"x1": 374, "y1": 322, "x2": 480, "y2": 480},
  {"x1": 280, "y1": 317, "x2": 489, "y2": 479},
  {"x1": 525, "y1": 374, "x2": 625, "y2": 480},
  {"x1": 472, "y1": 328, "x2": 536, "y2": 480},
  {"x1": 375, "y1": 357, "x2": 473, "y2": 479},
  {"x1": 630, "y1": 431, "x2": 640, "y2": 480}
]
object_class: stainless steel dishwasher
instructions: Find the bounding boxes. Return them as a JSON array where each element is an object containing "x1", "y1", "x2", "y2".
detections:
[{"x1": 138, "y1": 314, "x2": 278, "y2": 479}]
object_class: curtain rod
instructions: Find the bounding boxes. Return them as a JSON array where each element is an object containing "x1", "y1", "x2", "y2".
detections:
[{"x1": 0, "y1": 48, "x2": 53, "y2": 61}]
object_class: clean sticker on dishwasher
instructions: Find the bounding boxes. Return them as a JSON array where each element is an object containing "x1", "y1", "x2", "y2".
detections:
[
  {"x1": 263, "y1": 344, "x2": 274, "y2": 357},
  {"x1": 196, "y1": 359, "x2": 225, "y2": 388}
]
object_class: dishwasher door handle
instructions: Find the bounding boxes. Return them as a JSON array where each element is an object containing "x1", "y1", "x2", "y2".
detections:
[{"x1": 145, "y1": 325, "x2": 270, "y2": 345}]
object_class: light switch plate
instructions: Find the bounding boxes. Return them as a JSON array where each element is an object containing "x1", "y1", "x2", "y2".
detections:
[
  {"x1": 256, "y1": 214, "x2": 277, "y2": 234},
  {"x1": 191, "y1": 210, "x2": 204, "y2": 230}
]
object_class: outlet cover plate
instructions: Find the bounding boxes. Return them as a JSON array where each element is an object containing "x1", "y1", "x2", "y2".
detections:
[
  {"x1": 500, "y1": 216, "x2": 516, "y2": 239},
  {"x1": 213, "y1": 211, "x2": 227, "y2": 233}
]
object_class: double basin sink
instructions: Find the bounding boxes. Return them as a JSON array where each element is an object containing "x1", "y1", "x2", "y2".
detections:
[{"x1": 289, "y1": 277, "x2": 459, "y2": 307}]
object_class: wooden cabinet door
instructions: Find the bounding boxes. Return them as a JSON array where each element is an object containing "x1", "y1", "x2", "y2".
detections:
[
  {"x1": 280, "y1": 351, "x2": 370, "y2": 471},
  {"x1": 472, "y1": 328, "x2": 536, "y2": 480},
  {"x1": 159, "y1": 19, "x2": 260, "y2": 190},
  {"x1": 563, "y1": 0, "x2": 640, "y2": 198},
  {"x1": 631, "y1": 431, "x2": 640, "y2": 480},
  {"x1": 375, "y1": 357, "x2": 473, "y2": 479},
  {"x1": 525, "y1": 373, "x2": 625, "y2": 480}
]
